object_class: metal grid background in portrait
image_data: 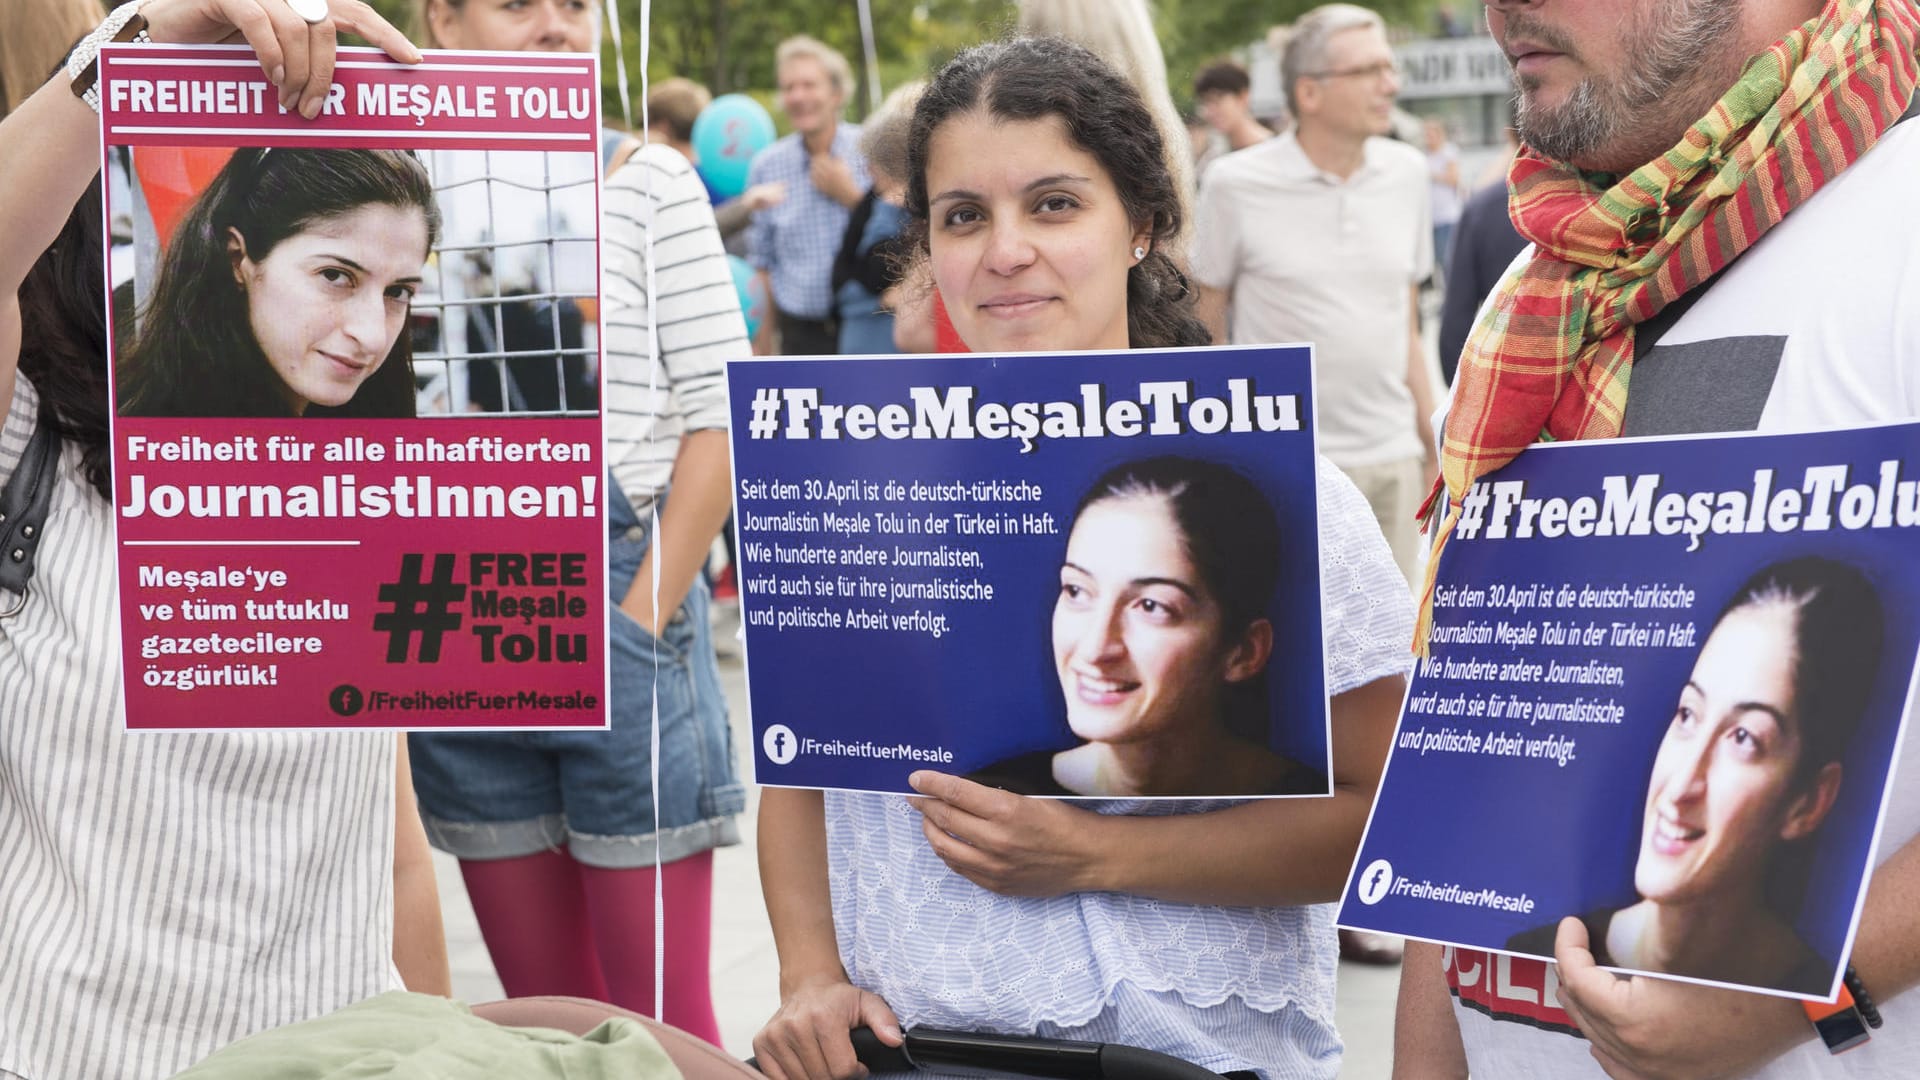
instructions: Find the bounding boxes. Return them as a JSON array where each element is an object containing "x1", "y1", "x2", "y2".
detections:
[{"x1": 411, "y1": 148, "x2": 601, "y2": 419}]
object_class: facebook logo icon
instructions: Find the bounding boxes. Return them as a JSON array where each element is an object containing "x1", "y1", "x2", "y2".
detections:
[
  {"x1": 763, "y1": 724, "x2": 799, "y2": 765},
  {"x1": 1357, "y1": 859, "x2": 1395, "y2": 906}
]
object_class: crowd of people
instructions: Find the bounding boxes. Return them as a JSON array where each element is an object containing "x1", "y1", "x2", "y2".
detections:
[{"x1": 1, "y1": 0, "x2": 1917, "y2": 1078}]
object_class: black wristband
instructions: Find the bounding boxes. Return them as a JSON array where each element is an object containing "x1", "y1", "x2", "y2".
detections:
[{"x1": 1845, "y1": 964, "x2": 1884, "y2": 1030}]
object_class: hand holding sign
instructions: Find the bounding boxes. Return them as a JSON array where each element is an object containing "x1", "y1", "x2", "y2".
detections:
[
  {"x1": 140, "y1": 0, "x2": 421, "y2": 119},
  {"x1": 907, "y1": 770, "x2": 1102, "y2": 898},
  {"x1": 1553, "y1": 917, "x2": 1807, "y2": 1080}
]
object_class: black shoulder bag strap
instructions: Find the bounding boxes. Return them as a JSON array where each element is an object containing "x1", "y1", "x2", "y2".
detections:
[{"x1": 0, "y1": 420, "x2": 63, "y2": 617}]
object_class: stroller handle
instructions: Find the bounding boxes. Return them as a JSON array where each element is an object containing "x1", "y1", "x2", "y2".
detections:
[{"x1": 849, "y1": 1026, "x2": 1230, "y2": 1080}]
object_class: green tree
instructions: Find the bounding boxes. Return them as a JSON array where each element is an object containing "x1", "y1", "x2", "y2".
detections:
[{"x1": 627, "y1": 0, "x2": 1011, "y2": 115}]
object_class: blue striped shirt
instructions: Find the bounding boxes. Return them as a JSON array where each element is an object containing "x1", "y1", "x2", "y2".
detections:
[{"x1": 745, "y1": 124, "x2": 868, "y2": 320}]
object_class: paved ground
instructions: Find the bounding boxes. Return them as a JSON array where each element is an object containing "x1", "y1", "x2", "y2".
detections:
[{"x1": 433, "y1": 607, "x2": 1403, "y2": 1076}]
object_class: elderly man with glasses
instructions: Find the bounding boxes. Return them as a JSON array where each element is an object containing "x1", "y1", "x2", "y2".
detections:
[{"x1": 1192, "y1": 3, "x2": 1438, "y2": 589}]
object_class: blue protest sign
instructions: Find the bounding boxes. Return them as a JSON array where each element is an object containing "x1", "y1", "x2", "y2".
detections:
[
  {"x1": 1339, "y1": 422, "x2": 1920, "y2": 1000},
  {"x1": 726, "y1": 346, "x2": 1330, "y2": 799}
]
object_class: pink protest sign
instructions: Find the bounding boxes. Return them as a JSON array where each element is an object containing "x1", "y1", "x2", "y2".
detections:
[{"x1": 99, "y1": 46, "x2": 608, "y2": 730}]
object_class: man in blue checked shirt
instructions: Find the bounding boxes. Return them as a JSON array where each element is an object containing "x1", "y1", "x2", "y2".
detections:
[{"x1": 747, "y1": 35, "x2": 870, "y2": 355}]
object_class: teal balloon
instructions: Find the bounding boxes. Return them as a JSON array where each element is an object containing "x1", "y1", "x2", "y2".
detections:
[
  {"x1": 693, "y1": 95, "x2": 776, "y2": 200},
  {"x1": 728, "y1": 255, "x2": 769, "y2": 340}
]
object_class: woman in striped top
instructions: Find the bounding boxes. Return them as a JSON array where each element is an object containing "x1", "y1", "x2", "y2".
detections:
[
  {"x1": 0, "y1": 3, "x2": 447, "y2": 1078},
  {"x1": 400, "y1": 0, "x2": 751, "y2": 1044}
]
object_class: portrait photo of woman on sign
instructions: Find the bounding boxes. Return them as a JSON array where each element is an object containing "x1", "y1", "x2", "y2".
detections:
[
  {"x1": 117, "y1": 147, "x2": 440, "y2": 418},
  {"x1": 1507, "y1": 556, "x2": 1883, "y2": 994},
  {"x1": 967, "y1": 455, "x2": 1328, "y2": 798}
]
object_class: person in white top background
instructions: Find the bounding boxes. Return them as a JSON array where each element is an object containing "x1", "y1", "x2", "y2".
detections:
[{"x1": 400, "y1": 0, "x2": 750, "y2": 1046}]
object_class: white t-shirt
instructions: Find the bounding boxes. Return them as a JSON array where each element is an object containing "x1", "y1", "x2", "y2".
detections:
[
  {"x1": 1444, "y1": 111, "x2": 1920, "y2": 1080},
  {"x1": 1191, "y1": 133, "x2": 1433, "y2": 469}
]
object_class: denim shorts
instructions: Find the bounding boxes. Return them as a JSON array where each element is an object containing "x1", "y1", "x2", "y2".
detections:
[{"x1": 408, "y1": 479, "x2": 745, "y2": 868}]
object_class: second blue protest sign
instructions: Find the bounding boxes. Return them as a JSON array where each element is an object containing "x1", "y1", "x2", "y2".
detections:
[
  {"x1": 726, "y1": 345, "x2": 1329, "y2": 800},
  {"x1": 1340, "y1": 421, "x2": 1920, "y2": 1001}
]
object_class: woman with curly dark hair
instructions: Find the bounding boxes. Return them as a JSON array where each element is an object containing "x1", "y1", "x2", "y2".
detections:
[
  {"x1": 897, "y1": 35, "x2": 1210, "y2": 354},
  {"x1": 753, "y1": 38, "x2": 1412, "y2": 1080}
]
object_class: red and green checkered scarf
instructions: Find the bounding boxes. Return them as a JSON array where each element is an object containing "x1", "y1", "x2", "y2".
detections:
[{"x1": 1415, "y1": 0, "x2": 1920, "y2": 651}]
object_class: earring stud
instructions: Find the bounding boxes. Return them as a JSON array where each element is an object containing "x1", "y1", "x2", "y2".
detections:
[{"x1": 1133, "y1": 246, "x2": 1147, "y2": 261}]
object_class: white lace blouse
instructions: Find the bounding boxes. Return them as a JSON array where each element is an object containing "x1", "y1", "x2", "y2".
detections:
[{"x1": 823, "y1": 456, "x2": 1416, "y2": 1079}]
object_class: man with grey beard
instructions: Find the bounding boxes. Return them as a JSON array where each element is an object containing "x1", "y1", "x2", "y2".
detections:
[
  {"x1": 1393, "y1": 1, "x2": 1920, "y2": 1078},
  {"x1": 1503, "y1": 2, "x2": 1746, "y2": 170}
]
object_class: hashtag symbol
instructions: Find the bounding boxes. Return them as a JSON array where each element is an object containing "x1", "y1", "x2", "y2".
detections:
[
  {"x1": 749, "y1": 387, "x2": 781, "y2": 439},
  {"x1": 1456, "y1": 483, "x2": 1491, "y2": 541},
  {"x1": 372, "y1": 553, "x2": 467, "y2": 663}
]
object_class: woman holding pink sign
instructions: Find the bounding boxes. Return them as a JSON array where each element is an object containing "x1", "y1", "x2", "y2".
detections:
[
  {"x1": 401, "y1": 0, "x2": 749, "y2": 1046},
  {"x1": 0, "y1": 2, "x2": 445, "y2": 1078}
]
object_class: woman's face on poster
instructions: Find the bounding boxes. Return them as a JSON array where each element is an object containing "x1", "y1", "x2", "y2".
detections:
[
  {"x1": 1052, "y1": 495, "x2": 1239, "y2": 746},
  {"x1": 1635, "y1": 602, "x2": 1824, "y2": 905},
  {"x1": 229, "y1": 204, "x2": 429, "y2": 414}
]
